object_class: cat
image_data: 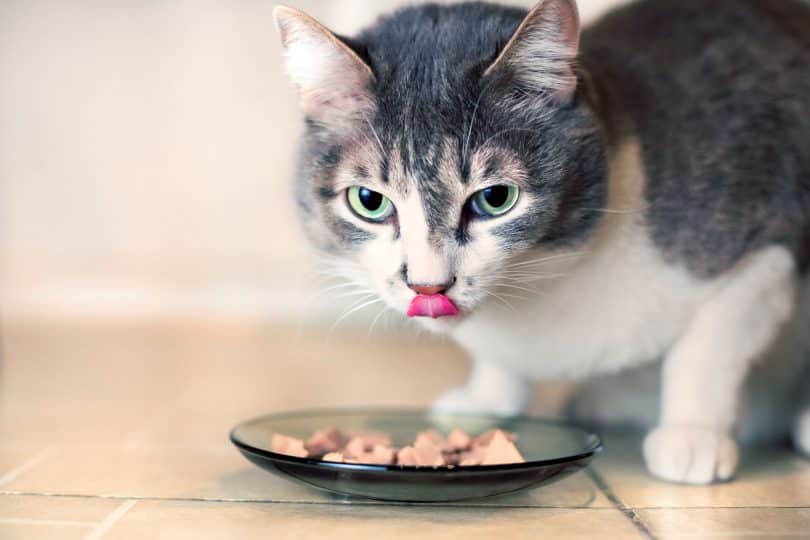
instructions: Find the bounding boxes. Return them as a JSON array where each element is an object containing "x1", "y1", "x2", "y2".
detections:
[{"x1": 273, "y1": 0, "x2": 810, "y2": 484}]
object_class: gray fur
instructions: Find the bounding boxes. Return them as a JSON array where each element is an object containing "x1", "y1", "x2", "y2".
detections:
[{"x1": 583, "y1": 0, "x2": 810, "y2": 277}]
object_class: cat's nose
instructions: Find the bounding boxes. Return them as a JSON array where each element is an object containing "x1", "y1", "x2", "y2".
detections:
[{"x1": 408, "y1": 279, "x2": 455, "y2": 296}]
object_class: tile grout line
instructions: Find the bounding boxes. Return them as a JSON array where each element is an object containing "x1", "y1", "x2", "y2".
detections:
[
  {"x1": 3, "y1": 490, "x2": 810, "y2": 511},
  {"x1": 0, "y1": 448, "x2": 51, "y2": 488},
  {"x1": 0, "y1": 490, "x2": 622, "y2": 510},
  {"x1": 84, "y1": 499, "x2": 137, "y2": 540},
  {"x1": 587, "y1": 469, "x2": 657, "y2": 540}
]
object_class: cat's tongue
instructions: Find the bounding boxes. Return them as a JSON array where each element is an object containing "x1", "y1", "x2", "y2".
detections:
[{"x1": 407, "y1": 294, "x2": 460, "y2": 319}]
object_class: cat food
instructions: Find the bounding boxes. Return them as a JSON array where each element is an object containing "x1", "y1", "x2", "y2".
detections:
[{"x1": 270, "y1": 427, "x2": 525, "y2": 467}]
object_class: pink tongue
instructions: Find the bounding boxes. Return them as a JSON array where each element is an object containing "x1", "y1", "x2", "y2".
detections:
[{"x1": 407, "y1": 294, "x2": 460, "y2": 319}]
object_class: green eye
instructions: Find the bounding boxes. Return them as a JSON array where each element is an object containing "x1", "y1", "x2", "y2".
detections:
[
  {"x1": 471, "y1": 185, "x2": 520, "y2": 217},
  {"x1": 347, "y1": 186, "x2": 394, "y2": 222}
]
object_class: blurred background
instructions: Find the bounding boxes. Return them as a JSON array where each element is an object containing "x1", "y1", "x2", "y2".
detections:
[{"x1": 0, "y1": 0, "x2": 630, "y2": 326}]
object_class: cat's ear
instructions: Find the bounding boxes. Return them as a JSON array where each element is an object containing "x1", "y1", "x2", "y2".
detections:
[
  {"x1": 274, "y1": 6, "x2": 375, "y2": 125},
  {"x1": 485, "y1": 0, "x2": 580, "y2": 104}
]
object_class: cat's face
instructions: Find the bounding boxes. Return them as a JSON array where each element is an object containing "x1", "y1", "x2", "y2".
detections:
[{"x1": 277, "y1": 0, "x2": 606, "y2": 327}]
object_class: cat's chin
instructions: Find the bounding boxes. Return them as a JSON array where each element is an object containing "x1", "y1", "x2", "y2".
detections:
[{"x1": 410, "y1": 314, "x2": 464, "y2": 334}]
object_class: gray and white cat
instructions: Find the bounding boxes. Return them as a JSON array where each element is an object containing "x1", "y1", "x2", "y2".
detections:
[{"x1": 274, "y1": 0, "x2": 810, "y2": 484}]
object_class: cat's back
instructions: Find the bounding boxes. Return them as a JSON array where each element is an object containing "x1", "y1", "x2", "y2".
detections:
[
  {"x1": 582, "y1": 0, "x2": 810, "y2": 278},
  {"x1": 584, "y1": 0, "x2": 810, "y2": 67}
]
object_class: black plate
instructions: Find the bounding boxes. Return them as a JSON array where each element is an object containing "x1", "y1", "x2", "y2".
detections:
[{"x1": 230, "y1": 408, "x2": 602, "y2": 503}]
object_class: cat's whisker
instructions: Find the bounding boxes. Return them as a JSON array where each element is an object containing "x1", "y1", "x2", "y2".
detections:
[
  {"x1": 498, "y1": 270, "x2": 567, "y2": 278},
  {"x1": 499, "y1": 273, "x2": 569, "y2": 284},
  {"x1": 331, "y1": 292, "x2": 375, "y2": 304},
  {"x1": 330, "y1": 296, "x2": 384, "y2": 334},
  {"x1": 478, "y1": 127, "x2": 543, "y2": 150},
  {"x1": 368, "y1": 305, "x2": 393, "y2": 336},
  {"x1": 312, "y1": 269, "x2": 367, "y2": 284},
  {"x1": 582, "y1": 207, "x2": 648, "y2": 215},
  {"x1": 365, "y1": 119, "x2": 387, "y2": 157},
  {"x1": 506, "y1": 250, "x2": 588, "y2": 265},
  {"x1": 462, "y1": 81, "x2": 493, "y2": 167},
  {"x1": 480, "y1": 289, "x2": 518, "y2": 312},
  {"x1": 491, "y1": 282, "x2": 541, "y2": 295},
  {"x1": 504, "y1": 251, "x2": 589, "y2": 269},
  {"x1": 317, "y1": 281, "x2": 368, "y2": 295},
  {"x1": 337, "y1": 293, "x2": 376, "y2": 311},
  {"x1": 497, "y1": 292, "x2": 533, "y2": 302},
  {"x1": 331, "y1": 288, "x2": 378, "y2": 301}
]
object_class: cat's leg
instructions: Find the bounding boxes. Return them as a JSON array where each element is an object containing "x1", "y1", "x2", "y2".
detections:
[
  {"x1": 790, "y1": 282, "x2": 810, "y2": 458},
  {"x1": 794, "y1": 404, "x2": 810, "y2": 457},
  {"x1": 644, "y1": 247, "x2": 798, "y2": 484},
  {"x1": 792, "y1": 365, "x2": 810, "y2": 457},
  {"x1": 433, "y1": 358, "x2": 532, "y2": 416}
]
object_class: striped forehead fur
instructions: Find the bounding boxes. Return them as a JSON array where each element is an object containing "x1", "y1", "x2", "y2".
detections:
[{"x1": 289, "y1": 1, "x2": 606, "y2": 254}]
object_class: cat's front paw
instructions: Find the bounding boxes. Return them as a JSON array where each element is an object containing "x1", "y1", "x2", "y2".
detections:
[
  {"x1": 643, "y1": 425, "x2": 739, "y2": 484},
  {"x1": 433, "y1": 386, "x2": 525, "y2": 417}
]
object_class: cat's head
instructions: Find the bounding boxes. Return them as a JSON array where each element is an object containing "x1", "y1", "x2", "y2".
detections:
[{"x1": 275, "y1": 0, "x2": 606, "y2": 328}]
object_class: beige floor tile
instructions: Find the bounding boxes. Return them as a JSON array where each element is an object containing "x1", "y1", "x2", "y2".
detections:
[
  {"x1": 594, "y1": 435, "x2": 810, "y2": 509},
  {"x1": 0, "y1": 446, "x2": 46, "y2": 487},
  {"x1": 4, "y1": 445, "x2": 609, "y2": 508},
  {"x1": 104, "y1": 500, "x2": 644, "y2": 540},
  {"x1": 1, "y1": 323, "x2": 608, "y2": 508},
  {"x1": 637, "y1": 508, "x2": 810, "y2": 538},
  {"x1": 0, "y1": 323, "x2": 470, "y2": 448},
  {"x1": 0, "y1": 523, "x2": 90, "y2": 540},
  {"x1": 0, "y1": 494, "x2": 126, "y2": 540},
  {"x1": 5, "y1": 322, "x2": 808, "y2": 539},
  {"x1": 0, "y1": 494, "x2": 120, "y2": 522}
]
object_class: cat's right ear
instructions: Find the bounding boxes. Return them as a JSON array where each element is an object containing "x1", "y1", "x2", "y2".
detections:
[
  {"x1": 484, "y1": 0, "x2": 580, "y2": 104},
  {"x1": 274, "y1": 6, "x2": 375, "y2": 125}
]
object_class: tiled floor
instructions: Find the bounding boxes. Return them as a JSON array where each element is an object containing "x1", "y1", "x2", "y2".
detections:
[{"x1": 1, "y1": 322, "x2": 808, "y2": 539}]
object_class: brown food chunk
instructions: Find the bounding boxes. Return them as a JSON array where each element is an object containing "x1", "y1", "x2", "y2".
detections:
[
  {"x1": 346, "y1": 430, "x2": 392, "y2": 449},
  {"x1": 414, "y1": 429, "x2": 443, "y2": 448},
  {"x1": 395, "y1": 446, "x2": 418, "y2": 466},
  {"x1": 480, "y1": 430, "x2": 525, "y2": 465},
  {"x1": 273, "y1": 427, "x2": 523, "y2": 467},
  {"x1": 458, "y1": 446, "x2": 487, "y2": 467},
  {"x1": 344, "y1": 437, "x2": 367, "y2": 459},
  {"x1": 343, "y1": 438, "x2": 396, "y2": 465},
  {"x1": 442, "y1": 451, "x2": 462, "y2": 466},
  {"x1": 271, "y1": 433, "x2": 308, "y2": 458},
  {"x1": 446, "y1": 428, "x2": 472, "y2": 451},
  {"x1": 366, "y1": 444, "x2": 396, "y2": 465},
  {"x1": 473, "y1": 428, "x2": 518, "y2": 448},
  {"x1": 305, "y1": 427, "x2": 344, "y2": 456},
  {"x1": 397, "y1": 445, "x2": 445, "y2": 467}
]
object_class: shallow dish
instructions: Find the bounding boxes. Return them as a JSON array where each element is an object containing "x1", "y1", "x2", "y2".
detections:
[{"x1": 230, "y1": 408, "x2": 602, "y2": 502}]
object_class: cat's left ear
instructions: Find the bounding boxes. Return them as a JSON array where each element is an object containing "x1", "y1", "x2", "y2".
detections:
[
  {"x1": 274, "y1": 6, "x2": 375, "y2": 125},
  {"x1": 485, "y1": 0, "x2": 580, "y2": 104}
]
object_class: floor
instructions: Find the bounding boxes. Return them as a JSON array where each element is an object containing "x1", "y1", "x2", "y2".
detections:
[{"x1": 1, "y1": 322, "x2": 808, "y2": 539}]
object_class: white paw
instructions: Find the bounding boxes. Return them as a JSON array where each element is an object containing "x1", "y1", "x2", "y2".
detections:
[
  {"x1": 643, "y1": 425, "x2": 739, "y2": 484},
  {"x1": 793, "y1": 409, "x2": 810, "y2": 457},
  {"x1": 433, "y1": 386, "x2": 525, "y2": 417}
]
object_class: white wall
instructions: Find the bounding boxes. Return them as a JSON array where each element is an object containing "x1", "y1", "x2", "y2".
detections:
[{"x1": 0, "y1": 0, "x2": 629, "y2": 323}]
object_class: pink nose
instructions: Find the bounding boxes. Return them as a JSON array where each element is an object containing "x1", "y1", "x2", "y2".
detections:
[{"x1": 408, "y1": 284, "x2": 449, "y2": 296}]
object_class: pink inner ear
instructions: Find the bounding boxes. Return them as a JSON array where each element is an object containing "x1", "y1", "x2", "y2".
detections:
[
  {"x1": 275, "y1": 5, "x2": 375, "y2": 124},
  {"x1": 407, "y1": 294, "x2": 460, "y2": 319}
]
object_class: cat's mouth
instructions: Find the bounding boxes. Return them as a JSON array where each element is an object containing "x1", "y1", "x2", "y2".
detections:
[{"x1": 406, "y1": 294, "x2": 460, "y2": 319}]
